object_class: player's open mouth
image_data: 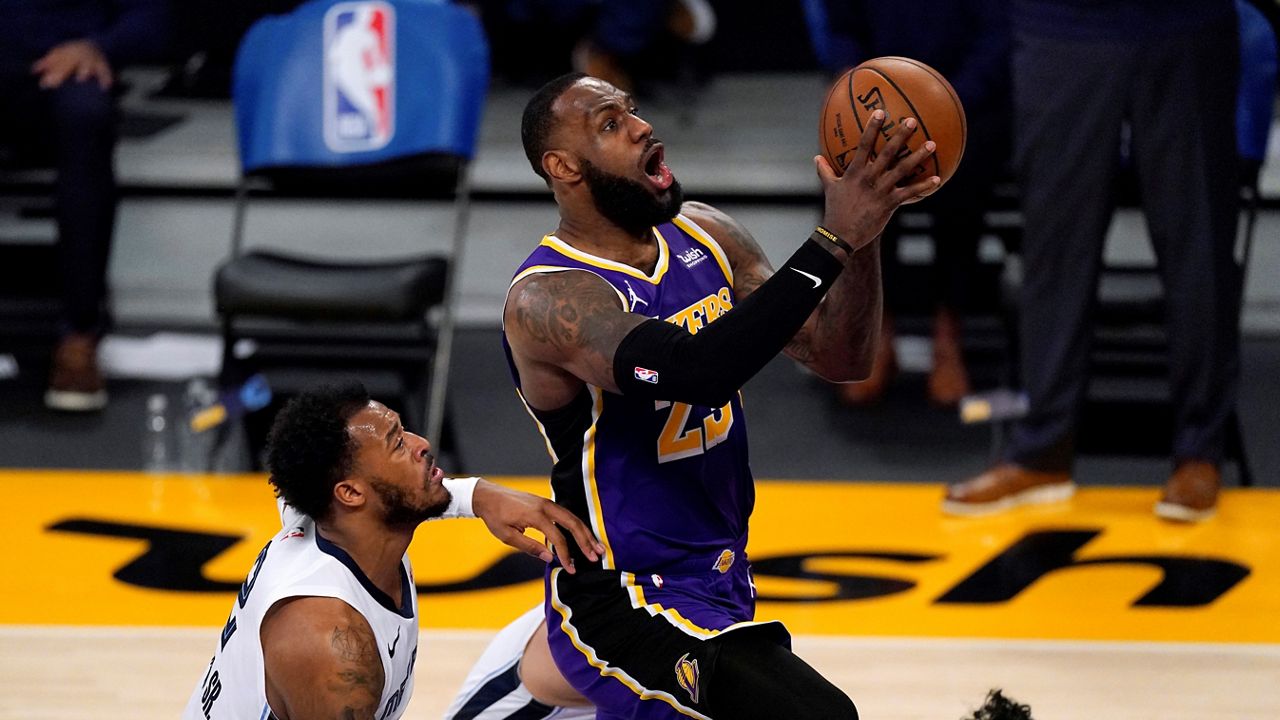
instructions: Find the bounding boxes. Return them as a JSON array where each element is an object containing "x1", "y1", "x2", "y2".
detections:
[{"x1": 642, "y1": 143, "x2": 674, "y2": 191}]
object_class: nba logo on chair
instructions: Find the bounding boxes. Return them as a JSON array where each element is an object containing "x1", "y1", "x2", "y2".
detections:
[{"x1": 324, "y1": 1, "x2": 395, "y2": 152}]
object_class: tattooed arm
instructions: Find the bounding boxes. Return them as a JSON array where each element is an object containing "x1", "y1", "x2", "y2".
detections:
[
  {"x1": 260, "y1": 597, "x2": 386, "y2": 720},
  {"x1": 680, "y1": 201, "x2": 882, "y2": 382},
  {"x1": 503, "y1": 269, "x2": 646, "y2": 410},
  {"x1": 678, "y1": 112, "x2": 937, "y2": 381}
]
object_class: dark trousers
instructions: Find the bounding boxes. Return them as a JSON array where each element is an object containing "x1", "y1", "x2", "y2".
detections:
[
  {"x1": 882, "y1": 113, "x2": 1009, "y2": 313},
  {"x1": 1006, "y1": 21, "x2": 1242, "y2": 471},
  {"x1": 0, "y1": 72, "x2": 118, "y2": 335}
]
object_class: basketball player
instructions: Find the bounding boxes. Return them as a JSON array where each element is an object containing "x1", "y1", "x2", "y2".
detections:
[
  {"x1": 445, "y1": 606, "x2": 595, "y2": 720},
  {"x1": 501, "y1": 72, "x2": 938, "y2": 718},
  {"x1": 182, "y1": 383, "x2": 605, "y2": 720},
  {"x1": 446, "y1": 610, "x2": 1036, "y2": 720}
]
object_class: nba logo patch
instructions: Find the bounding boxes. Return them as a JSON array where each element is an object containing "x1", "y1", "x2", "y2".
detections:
[
  {"x1": 634, "y1": 367, "x2": 660, "y2": 384},
  {"x1": 323, "y1": 1, "x2": 395, "y2": 152}
]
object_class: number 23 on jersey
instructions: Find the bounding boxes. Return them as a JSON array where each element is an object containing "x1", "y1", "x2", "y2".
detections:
[{"x1": 656, "y1": 400, "x2": 734, "y2": 463}]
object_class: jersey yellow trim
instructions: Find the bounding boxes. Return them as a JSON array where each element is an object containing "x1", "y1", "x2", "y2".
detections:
[
  {"x1": 507, "y1": 265, "x2": 630, "y2": 312},
  {"x1": 622, "y1": 573, "x2": 767, "y2": 641},
  {"x1": 584, "y1": 387, "x2": 616, "y2": 569},
  {"x1": 539, "y1": 234, "x2": 669, "y2": 285},
  {"x1": 671, "y1": 214, "x2": 734, "y2": 287},
  {"x1": 515, "y1": 388, "x2": 558, "y2": 465},
  {"x1": 551, "y1": 568, "x2": 711, "y2": 720}
]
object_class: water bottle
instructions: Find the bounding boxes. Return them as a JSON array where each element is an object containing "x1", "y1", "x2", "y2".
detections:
[
  {"x1": 178, "y1": 378, "x2": 219, "y2": 473},
  {"x1": 142, "y1": 393, "x2": 172, "y2": 473}
]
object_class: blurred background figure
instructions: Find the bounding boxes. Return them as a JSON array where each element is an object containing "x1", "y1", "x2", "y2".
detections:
[
  {"x1": 159, "y1": 0, "x2": 304, "y2": 98},
  {"x1": 945, "y1": 0, "x2": 1243, "y2": 521},
  {"x1": 802, "y1": 0, "x2": 1012, "y2": 407},
  {"x1": 0, "y1": 0, "x2": 170, "y2": 411},
  {"x1": 473, "y1": 0, "x2": 716, "y2": 93}
]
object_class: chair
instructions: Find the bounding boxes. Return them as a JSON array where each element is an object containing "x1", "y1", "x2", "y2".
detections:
[
  {"x1": 985, "y1": 0, "x2": 1275, "y2": 485},
  {"x1": 215, "y1": 0, "x2": 489, "y2": 466}
]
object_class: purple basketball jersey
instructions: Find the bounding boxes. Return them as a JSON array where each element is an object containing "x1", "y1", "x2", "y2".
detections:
[{"x1": 503, "y1": 214, "x2": 754, "y2": 574}]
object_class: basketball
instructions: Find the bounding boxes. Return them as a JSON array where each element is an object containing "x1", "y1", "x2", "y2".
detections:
[{"x1": 819, "y1": 56, "x2": 967, "y2": 187}]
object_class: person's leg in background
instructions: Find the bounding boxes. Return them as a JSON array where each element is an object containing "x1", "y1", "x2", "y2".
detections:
[
  {"x1": 44, "y1": 78, "x2": 118, "y2": 412},
  {"x1": 836, "y1": 221, "x2": 899, "y2": 405},
  {"x1": 920, "y1": 133, "x2": 999, "y2": 407},
  {"x1": 1129, "y1": 17, "x2": 1241, "y2": 521},
  {"x1": 572, "y1": 0, "x2": 715, "y2": 92},
  {"x1": 944, "y1": 33, "x2": 1129, "y2": 514}
]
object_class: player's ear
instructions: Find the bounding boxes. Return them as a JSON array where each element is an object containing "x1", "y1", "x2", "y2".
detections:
[
  {"x1": 332, "y1": 478, "x2": 366, "y2": 511},
  {"x1": 543, "y1": 150, "x2": 580, "y2": 183}
]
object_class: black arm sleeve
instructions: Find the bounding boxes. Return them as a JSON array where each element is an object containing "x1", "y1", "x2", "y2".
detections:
[{"x1": 612, "y1": 237, "x2": 844, "y2": 407}]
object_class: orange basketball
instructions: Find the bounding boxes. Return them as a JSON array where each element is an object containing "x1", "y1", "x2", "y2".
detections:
[{"x1": 819, "y1": 56, "x2": 967, "y2": 187}]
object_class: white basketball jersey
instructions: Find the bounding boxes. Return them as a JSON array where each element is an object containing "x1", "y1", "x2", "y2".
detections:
[
  {"x1": 445, "y1": 605, "x2": 596, "y2": 720},
  {"x1": 183, "y1": 503, "x2": 420, "y2": 720}
]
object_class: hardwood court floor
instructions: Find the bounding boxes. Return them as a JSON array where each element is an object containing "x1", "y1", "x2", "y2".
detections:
[
  {"x1": 2, "y1": 471, "x2": 1278, "y2": 718},
  {"x1": 3, "y1": 627, "x2": 1277, "y2": 719}
]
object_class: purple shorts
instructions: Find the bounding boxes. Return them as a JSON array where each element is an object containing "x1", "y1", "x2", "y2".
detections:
[{"x1": 544, "y1": 551, "x2": 790, "y2": 719}]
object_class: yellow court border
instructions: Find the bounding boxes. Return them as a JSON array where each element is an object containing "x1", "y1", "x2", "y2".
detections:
[{"x1": 1, "y1": 470, "x2": 1276, "y2": 644}]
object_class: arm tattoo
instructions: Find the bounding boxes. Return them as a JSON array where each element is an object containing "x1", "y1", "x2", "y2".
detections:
[
  {"x1": 326, "y1": 623, "x2": 384, "y2": 719},
  {"x1": 686, "y1": 202, "x2": 881, "y2": 378},
  {"x1": 715, "y1": 213, "x2": 774, "y2": 300},
  {"x1": 512, "y1": 271, "x2": 636, "y2": 364}
]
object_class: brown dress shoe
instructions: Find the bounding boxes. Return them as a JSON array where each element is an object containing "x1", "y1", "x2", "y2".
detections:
[
  {"x1": 667, "y1": 0, "x2": 716, "y2": 45},
  {"x1": 943, "y1": 463, "x2": 1075, "y2": 516},
  {"x1": 927, "y1": 307, "x2": 971, "y2": 407},
  {"x1": 1155, "y1": 461, "x2": 1221, "y2": 522},
  {"x1": 837, "y1": 315, "x2": 897, "y2": 405},
  {"x1": 44, "y1": 333, "x2": 108, "y2": 412}
]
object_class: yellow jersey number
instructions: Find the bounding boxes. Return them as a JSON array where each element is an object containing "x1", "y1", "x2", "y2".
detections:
[{"x1": 656, "y1": 400, "x2": 734, "y2": 463}]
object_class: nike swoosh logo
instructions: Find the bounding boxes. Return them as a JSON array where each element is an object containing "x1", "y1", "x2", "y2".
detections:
[
  {"x1": 388, "y1": 627, "x2": 400, "y2": 658},
  {"x1": 790, "y1": 267, "x2": 822, "y2": 289}
]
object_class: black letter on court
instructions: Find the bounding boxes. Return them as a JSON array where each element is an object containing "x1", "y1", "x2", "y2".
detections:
[{"x1": 936, "y1": 529, "x2": 1250, "y2": 607}]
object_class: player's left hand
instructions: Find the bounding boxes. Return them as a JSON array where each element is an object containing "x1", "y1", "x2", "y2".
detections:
[
  {"x1": 472, "y1": 480, "x2": 605, "y2": 573},
  {"x1": 32, "y1": 39, "x2": 113, "y2": 90}
]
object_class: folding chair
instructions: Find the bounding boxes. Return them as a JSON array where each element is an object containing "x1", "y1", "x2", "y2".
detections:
[{"x1": 215, "y1": 0, "x2": 489, "y2": 466}]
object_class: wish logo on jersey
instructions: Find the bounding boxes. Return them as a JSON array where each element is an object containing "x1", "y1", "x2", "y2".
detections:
[{"x1": 324, "y1": 1, "x2": 395, "y2": 152}]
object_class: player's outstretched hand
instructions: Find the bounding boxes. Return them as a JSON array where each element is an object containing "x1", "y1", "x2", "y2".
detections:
[
  {"x1": 472, "y1": 480, "x2": 606, "y2": 573},
  {"x1": 815, "y1": 109, "x2": 940, "y2": 253}
]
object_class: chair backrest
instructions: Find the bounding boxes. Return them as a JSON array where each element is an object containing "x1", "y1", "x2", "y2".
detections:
[
  {"x1": 232, "y1": 0, "x2": 489, "y2": 179},
  {"x1": 1237, "y1": 0, "x2": 1278, "y2": 166}
]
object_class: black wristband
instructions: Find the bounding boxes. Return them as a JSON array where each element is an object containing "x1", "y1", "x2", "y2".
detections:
[{"x1": 812, "y1": 225, "x2": 855, "y2": 256}]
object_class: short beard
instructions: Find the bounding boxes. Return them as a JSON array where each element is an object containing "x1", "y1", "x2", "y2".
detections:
[
  {"x1": 370, "y1": 476, "x2": 450, "y2": 527},
  {"x1": 580, "y1": 159, "x2": 683, "y2": 235}
]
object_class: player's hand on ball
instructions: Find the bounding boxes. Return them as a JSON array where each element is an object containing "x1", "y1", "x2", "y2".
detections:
[{"x1": 815, "y1": 109, "x2": 939, "y2": 252}]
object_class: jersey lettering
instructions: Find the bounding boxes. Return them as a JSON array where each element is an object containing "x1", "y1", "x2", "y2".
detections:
[
  {"x1": 666, "y1": 287, "x2": 733, "y2": 335},
  {"x1": 220, "y1": 541, "x2": 270, "y2": 650},
  {"x1": 200, "y1": 669, "x2": 222, "y2": 718},
  {"x1": 380, "y1": 646, "x2": 417, "y2": 719},
  {"x1": 238, "y1": 542, "x2": 271, "y2": 608},
  {"x1": 219, "y1": 610, "x2": 237, "y2": 650}
]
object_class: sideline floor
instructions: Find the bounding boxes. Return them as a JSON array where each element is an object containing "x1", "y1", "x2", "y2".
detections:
[{"x1": 2, "y1": 471, "x2": 1277, "y2": 718}]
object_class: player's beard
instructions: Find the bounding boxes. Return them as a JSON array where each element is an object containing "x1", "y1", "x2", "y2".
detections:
[
  {"x1": 369, "y1": 476, "x2": 450, "y2": 527},
  {"x1": 580, "y1": 159, "x2": 683, "y2": 235}
]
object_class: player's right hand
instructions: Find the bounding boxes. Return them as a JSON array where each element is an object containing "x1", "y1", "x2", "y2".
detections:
[
  {"x1": 472, "y1": 480, "x2": 606, "y2": 573},
  {"x1": 815, "y1": 109, "x2": 939, "y2": 253}
]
